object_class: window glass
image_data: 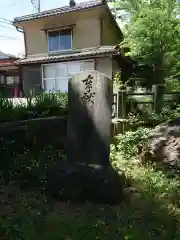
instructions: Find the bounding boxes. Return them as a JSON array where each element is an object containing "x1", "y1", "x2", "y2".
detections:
[
  {"x1": 48, "y1": 29, "x2": 71, "y2": 52},
  {"x1": 56, "y1": 63, "x2": 68, "y2": 77},
  {"x1": 6, "y1": 76, "x2": 14, "y2": 85},
  {"x1": 55, "y1": 77, "x2": 69, "y2": 92},
  {"x1": 68, "y1": 62, "x2": 81, "y2": 77},
  {"x1": 42, "y1": 60, "x2": 94, "y2": 92},
  {"x1": 60, "y1": 29, "x2": 72, "y2": 50},
  {"x1": 43, "y1": 65, "x2": 56, "y2": 78},
  {"x1": 48, "y1": 31, "x2": 59, "y2": 52},
  {"x1": 44, "y1": 79, "x2": 55, "y2": 91}
]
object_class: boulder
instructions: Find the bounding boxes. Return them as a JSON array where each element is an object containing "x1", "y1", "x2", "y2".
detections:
[
  {"x1": 46, "y1": 161, "x2": 125, "y2": 205},
  {"x1": 140, "y1": 118, "x2": 180, "y2": 171}
]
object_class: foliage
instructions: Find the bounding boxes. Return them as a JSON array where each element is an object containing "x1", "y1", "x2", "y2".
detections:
[
  {"x1": 109, "y1": 0, "x2": 180, "y2": 23},
  {"x1": 108, "y1": 0, "x2": 149, "y2": 22},
  {"x1": 32, "y1": 91, "x2": 68, "y2": 117},
  {"x1": 111, "y1": 127, "x2": 152, "y2": 160},
  {"x1": 0, "y1": 92, "x2": 68, "y2": 122},
  {"x1": 0, "y1": 123, "x2": 180, "y2": 239},
  {"x1": 113, "y1": 71, "x2": 137, "y2": 91},
  {"x1": 121, "y1": 9, "x2": 180, "y2": 81},
  {"x1": 1, "y1": 187, "x2": 179, "y2": 240},
  {"x1": 111, "y1": 150, "x2": 180, "y2": 208},
  {"x1": 0, "y1": 145, "x2": 66, "y2": 187},
  {"x1": 113, "y1": 70, "x2": 125, "y2": 91},
  {"x1": 109, "y1": 0, "x2": 180, "y2": 85},
  {"x1": 0, "y1": 92, "x2": 67, "y2": 185},
  {"x1": 110, "y1": 128, "x2": 180, "y2": 212},
  {"x1": 0, "y1": 144, "x2": 180, "y2": 239},
  {"x1": 128, "y1": 104, "x2": 180, "y2": 126},
  {"x1": 165, "y1": 77, "x2": 180, "y2": 92}
]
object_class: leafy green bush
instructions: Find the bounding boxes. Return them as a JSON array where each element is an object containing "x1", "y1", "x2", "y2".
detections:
[
  {"x1": 111, "y1": 127, "x2": 152, "y2": 161},
  {"x1": 128, "y1": 104, "x2": 180, "y2": 127},
  {"x1": 0, "y1": 98, "x2": 24, "y2": 122},
  {"x1": 0, "y1": 92, "x2": 67, "y2": 185},
  {"x1": 0, "y1": 92, "x2": 68, "y2": 122},
  {"x1": 165, "y1": 77, "x2": 180, "y2": 92},
  {"x1": 31, "y1": 92, "x2": 68, "y2": 117}
]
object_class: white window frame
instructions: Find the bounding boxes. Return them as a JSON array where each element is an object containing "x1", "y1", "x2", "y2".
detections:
[
  {"x1": 47, "y1": 28, "x2": 73, "y2": 53},
  {"x1": 41, "y1": 60, "x2": 95, "y2": 92}
]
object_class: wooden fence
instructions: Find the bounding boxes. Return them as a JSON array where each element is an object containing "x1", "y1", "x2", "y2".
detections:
[{"x1": 112, "y1": 89, "x2": 180, "y2": 119}]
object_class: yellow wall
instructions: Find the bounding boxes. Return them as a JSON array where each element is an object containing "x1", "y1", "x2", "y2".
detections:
[
  {"x1": 73, "y1": 18, "x2": 101, "y2": 49},
  {"x1": 18, "y1": 7, "x2": 123, "y2": 57},
  {"x1": 101, "y1": 9, "x2": 123, "y2": 46},
  {"x1": 21, "y1": 9, "x2": 101, "y2": 57}
]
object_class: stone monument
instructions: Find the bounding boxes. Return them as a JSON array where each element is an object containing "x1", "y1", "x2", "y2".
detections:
[
  {"x1": 46, "y1": 70, "x2": 125, "y2": 204},
  {"x1": 67, "y1": 70, "x2": 112, "y2": 166}
]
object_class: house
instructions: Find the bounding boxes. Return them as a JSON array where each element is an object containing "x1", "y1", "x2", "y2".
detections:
[
  {"x1": 13, "y1": 0, "x2": 130, "y2": 95},
  {"x1": 0, "y1": 52, "x2": 21, "y2": 97}
]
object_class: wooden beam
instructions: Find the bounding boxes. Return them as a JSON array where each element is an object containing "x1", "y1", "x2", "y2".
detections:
[{"x1": 41, "y1": 24, "x2": 76, "y2": 32}]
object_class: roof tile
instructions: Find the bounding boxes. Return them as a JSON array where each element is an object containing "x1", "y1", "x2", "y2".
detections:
[
  {"x1": 16, "y1": 46, "x2": 120, "y2": 64},
  {"x1": 14, "y1": 0, "x2": 106, "y2": 23}
]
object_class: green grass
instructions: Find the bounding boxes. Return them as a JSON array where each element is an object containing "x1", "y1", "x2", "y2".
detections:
[{"x1": 0, "y1": 156, "x2": 180, "y2": 240}]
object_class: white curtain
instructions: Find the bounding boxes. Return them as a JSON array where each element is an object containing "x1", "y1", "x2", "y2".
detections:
[{"x1": 43, "y1": 60, "x2": 94, "y2": 92}]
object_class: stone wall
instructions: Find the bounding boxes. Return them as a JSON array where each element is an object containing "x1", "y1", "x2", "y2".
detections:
[{"x1": 0, "y1": 116, "x2": 67, "y2": 157}]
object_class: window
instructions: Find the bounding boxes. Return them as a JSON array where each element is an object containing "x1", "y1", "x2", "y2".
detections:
[
  {"x1": 42, "y1": 60, "x2": 94, "y2": 92},
  {"x1": 6, "y1": 76, "x2": 19, "y2": 85},
  {"x1": 48, "y1": 29, "x2": 72, "y2": 52}
]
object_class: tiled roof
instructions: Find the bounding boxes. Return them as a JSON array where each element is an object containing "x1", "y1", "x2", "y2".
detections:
[
  {"x1": 16, "y1": 46, "x2": 120, "y2": 64},
  {"x1": 13, "y1": 0, "x2": 106, "y2": 23},
  {"x1": 0, "y1": 63, "x2": 18, "y2": 68}
]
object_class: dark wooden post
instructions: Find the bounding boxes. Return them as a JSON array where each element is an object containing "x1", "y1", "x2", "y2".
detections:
[
  {"x1": 152, "y1": 84, "x2": 165, "y2": 113},
  {"x1": 117, "y1": 90, "x2": 127, "y2": 134},
  {"x1": 118, "y1": 90, "x2": 127, "y2": 119}
]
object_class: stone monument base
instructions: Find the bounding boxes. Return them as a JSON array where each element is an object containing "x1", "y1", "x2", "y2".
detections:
[{"x1": 47, "y1": 162, "x2": 125, "y2": 205}]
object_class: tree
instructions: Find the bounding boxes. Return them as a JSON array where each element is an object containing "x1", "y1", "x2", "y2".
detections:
[
  {"x1": 109, "y1": 0, "x2": 180, "y2": 83},
  {"x1": 69, "y1": 0, "x2": 76, "y2": 7},
  {"x1": 108, "y1": 0, "x2": 180, "y2": 21},
  {"x1": 121, "y1": 8, "x2": 180, "y2": 82},
  {"x1": 109, "y1": 0, "x2": 180, "y2": 112}
]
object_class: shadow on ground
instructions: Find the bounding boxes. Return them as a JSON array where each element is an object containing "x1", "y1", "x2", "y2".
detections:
[{"x1": 0, "y1": 180, "x2": 179, "y2": 240}]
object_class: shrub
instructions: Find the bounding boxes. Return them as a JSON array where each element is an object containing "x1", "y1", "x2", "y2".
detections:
[
  {"x1": 165, "y1": 77, "x2": 180, "y2": 92},
  {"x1": 0, "y1": 99, "x2": 30, "y2": 122},
  {"x1": 111, "y1": 127, "x2": 152, "y2": 161},
  {"x1": 31, "y1": 92, "x2": 68, "y2": 117},
  {"x1": 0, "y1": 92, "x2": 68, "y2": 122},
  {"x1": 0, "y1": 92, "x2": 67, "y2": 185},
  {"x1": 127, "y1": 104, "x2": 180, "y2": 127}
]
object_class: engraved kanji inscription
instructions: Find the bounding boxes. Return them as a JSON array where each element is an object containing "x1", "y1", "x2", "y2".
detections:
[{"x1": 81, "y1": 74, "x2": 95, "y2": 104}]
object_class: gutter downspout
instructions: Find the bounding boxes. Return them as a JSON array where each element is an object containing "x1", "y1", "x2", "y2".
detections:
[
  {"x1": 15, "y1": 26, "x2": 27, "y2": 58},
  {"x1": 15, "y1": 26, "x2": 26, "y2": 97}
]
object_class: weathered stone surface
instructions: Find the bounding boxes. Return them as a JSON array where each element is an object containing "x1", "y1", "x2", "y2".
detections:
[
  {"x1": 67, "y1": 70, "x2": 112, "y2": 167},
  {"x1": 140, "y1": 118, "x2": 180, "y2": 170},
  {"x1": 46, "y1": 161, "x2": 125, "y2": 204}
]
